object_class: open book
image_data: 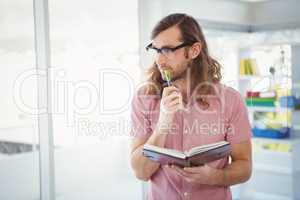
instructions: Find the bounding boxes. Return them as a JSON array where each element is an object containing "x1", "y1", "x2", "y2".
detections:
[{"x1": 142, "y1": 141, "x2": 231, "y2": 167}]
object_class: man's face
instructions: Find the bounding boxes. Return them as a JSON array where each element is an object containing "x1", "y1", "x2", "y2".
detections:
[{"x1": 152, "y1": 26, "x2": 191, "y2": 81}]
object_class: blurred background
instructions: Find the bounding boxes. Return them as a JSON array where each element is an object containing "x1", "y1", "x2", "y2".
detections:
[{"x1": 0, "y1": 0, "x2": 300, "y2": 199}]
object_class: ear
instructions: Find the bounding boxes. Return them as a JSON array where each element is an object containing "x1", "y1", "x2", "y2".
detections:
[{"x1": 188, "y1": 42, "x2": 202, "y2": 59}]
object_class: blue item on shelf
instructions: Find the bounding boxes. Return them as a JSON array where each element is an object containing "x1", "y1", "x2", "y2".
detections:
[
  {"x1": 252, "y1": 127, "x2": 290, "y2": 139},
  {"x1": 279, "y1": 96, "x2": 300, "y2": 108}
]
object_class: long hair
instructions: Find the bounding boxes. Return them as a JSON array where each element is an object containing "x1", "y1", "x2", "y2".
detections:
[{"x1": 144, "y1": 13, "x2": 222, "y2": 105}]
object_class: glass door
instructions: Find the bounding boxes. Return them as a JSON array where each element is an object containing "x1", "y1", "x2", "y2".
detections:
[
  {"x1": 49, "y1": 0, "x2": 142, "y2": 199},
  {"x1": 0, "y1": 0, "x2": 40, "y2": 199}
]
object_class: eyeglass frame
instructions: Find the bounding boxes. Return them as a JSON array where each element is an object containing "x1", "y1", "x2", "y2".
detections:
[{"x1": 145, "y1": 42, "x2": 192, "y2": 57}]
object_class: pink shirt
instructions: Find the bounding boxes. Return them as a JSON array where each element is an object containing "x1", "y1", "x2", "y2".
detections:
[{"x1": 130, "y1": 84, "x2": 252, "y2": 200}]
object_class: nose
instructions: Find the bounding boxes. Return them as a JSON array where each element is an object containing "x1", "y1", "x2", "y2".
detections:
[{"x1": 155, "y1": 52, "x2": 167, "y2": 67}]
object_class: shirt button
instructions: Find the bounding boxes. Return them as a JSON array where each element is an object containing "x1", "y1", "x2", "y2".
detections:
[
  {"x1": 184, "y1": 129, "x2": 188, "y2": 134},
  {"x1": 183, "y1": 192, "x2": 188, "y2": 196}
]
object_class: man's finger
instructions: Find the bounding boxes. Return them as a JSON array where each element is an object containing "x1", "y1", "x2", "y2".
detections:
[
  {"x1": 163, "y1": 86, "x2": 179, "y2": 96},
  {"x1": 163, "y1": 92, "x2": 180, "y2": 104},
  {"x1": 171, "y1": 165, "x2": 190, "y2": 177},
  {"x1": 168, "y1": 99, "x2": 181, "y2": 107},
  {"x1": 183, "y1": 166, "x2": 204, "y2": 173}
]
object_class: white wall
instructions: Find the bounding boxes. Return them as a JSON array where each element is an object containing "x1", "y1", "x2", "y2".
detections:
[
  {"x1": 160, "y1": 0, "x2": 251, "y2": 25},
  {"x1": 249, "y1": 0, "x2": 300, "y2": 26}
]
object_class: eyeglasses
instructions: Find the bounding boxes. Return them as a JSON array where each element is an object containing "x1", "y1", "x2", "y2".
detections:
[{"x1": 145, "y1": 42, "x2": 190, "y2": 59}]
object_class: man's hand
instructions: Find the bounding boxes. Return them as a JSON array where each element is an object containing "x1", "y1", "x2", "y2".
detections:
[
  {"x1": 169, "y1": 164, "x2": 221, "y2": 185},
  {"x1": 156, "y1": 86, "x2": 183, "y2": 131},
  {"x1": 168, "y1": 141, "x2": 252, "y2": 186},
  {"x1": 160, "y1": 86, "x2": 183, "y2": 114}
]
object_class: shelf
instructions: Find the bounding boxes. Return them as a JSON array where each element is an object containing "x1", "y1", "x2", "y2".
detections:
[
  {"x1": 254, "y1": 163, "x2": 292, "y2": 174},
  {"x1": 252, "y1": 136, "x2": 300, "y2": 144},
  {"x1": 253, "y1": 147, "x2": 292, "y2": 158},
  {"x1": 239, "y1": 75, "x2": 292, "y2": 80},
  {"x1": 247, "y1": 106, "x2": 293, "y2": 112},
  {"x1": 250, "y1": 122, "x2": 292, "y2": 129},
  {"x1": 251, "y1": 191, "x2": 292, "y2": 200},
  {"x1": 236, "y1": 42, "x2": 299, "y2": 200},
  {"x1": 239, "y1": 75, "x2": 261, "y2": 80}
]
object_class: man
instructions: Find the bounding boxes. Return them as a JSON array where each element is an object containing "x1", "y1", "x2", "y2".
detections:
[{"x1": 130, "y1": 13, "x2": 252, "y2": 200}]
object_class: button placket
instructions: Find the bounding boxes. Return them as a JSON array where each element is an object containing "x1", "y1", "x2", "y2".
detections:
[
  {"x1": 182, "y1": 112, "x2": 189, "y2": 152},
  {"x1": 182, "y1": 188, "x2": 191, "y2": 200}
]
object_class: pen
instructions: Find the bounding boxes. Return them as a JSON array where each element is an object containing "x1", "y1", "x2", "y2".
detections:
[{"x1": 163, "y1": 70, "x2": 172, "y2": 87}]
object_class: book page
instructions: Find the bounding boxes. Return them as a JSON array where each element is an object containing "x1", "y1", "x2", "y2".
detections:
[{"x1": 187, "y1": 141, "x2": 229, "y2": 157}]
